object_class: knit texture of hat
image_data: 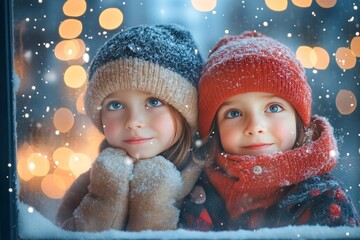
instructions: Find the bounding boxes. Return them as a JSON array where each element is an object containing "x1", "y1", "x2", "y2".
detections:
[
  {"x1": 198, "y1": 31, "x2": 311, "y2": 138},
  {"x1": 85, "y1": 24, "x2": 203, "y2": 132}
]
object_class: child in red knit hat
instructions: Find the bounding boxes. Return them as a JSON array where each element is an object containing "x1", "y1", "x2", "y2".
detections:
[{"x1": 179, "y1": 31, "x2": 359, "y2": 230}]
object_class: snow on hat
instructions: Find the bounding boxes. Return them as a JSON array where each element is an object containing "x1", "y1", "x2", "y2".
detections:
[
  {"x1": 198, "y1": 31, "x2": 312, "y2": 138},
  {"x1": 85, "y1": 24, "x2": 204, "y2": 132}
]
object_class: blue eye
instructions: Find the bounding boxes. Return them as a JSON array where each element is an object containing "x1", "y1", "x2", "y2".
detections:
[
  {"x1": 266, "y1": 104, "x2": 283, "y2": 113},
  {"x1": 146, "y1": 98, "x2": 163, "y2": 108},
  {"x1": 107, "y1": 101, "x2": 124, "y2": 111},
  {"x1": 225, "y1": 110, "x2": 241, "y2": 119}
]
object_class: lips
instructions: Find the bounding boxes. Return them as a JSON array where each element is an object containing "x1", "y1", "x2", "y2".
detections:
[
  {"x1": 242, "y1": 143, "x2": 273, "y2": 150},
  {"x1": 124, "y1": 137, "x2": 153, "y2": 144}
]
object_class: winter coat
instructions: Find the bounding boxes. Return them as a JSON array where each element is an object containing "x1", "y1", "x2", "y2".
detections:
[
  {"x1": 179, "y1": 116, "x2": 360, "y2": 230},
  {"x1": 180, "y1": 173, "x2": 359, "y2": 231},
  {"x1": 56, "y1": 147, "x2": 202, "y2": 232}
]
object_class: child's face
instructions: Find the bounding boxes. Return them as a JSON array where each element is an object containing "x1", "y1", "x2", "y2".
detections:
[
  {"x1": 101, "y1": 89, "x2": 182, "y2": 159},
  {"x1": 216, "y1": 92, "x2": 297, "y2": 156}
]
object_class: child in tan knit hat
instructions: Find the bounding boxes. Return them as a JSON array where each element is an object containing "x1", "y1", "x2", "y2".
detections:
[
  {"x1": 180, "y1": 31, "x2": 359, "y2": 230},
  {"x1": 55, "y1": 24, "x2": 204, "y2": 232}
]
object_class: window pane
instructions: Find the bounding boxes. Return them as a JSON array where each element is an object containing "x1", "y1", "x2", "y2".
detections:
[{"x1": 12, "y1": 0, "x2": 359, "y2": 239}]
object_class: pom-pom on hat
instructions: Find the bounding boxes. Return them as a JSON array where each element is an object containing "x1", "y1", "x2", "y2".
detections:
[
  {"x1": 198, "y1": 31, "x2": 312, "y2": 138},
  {"x1": 85, "y1": 24, "x2": 203, "y2": 132}
]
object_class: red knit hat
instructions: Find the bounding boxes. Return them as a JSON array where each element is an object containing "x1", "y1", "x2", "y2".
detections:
[{"x1": 198, "y1": 31, "x2": 312, "y2": 138}]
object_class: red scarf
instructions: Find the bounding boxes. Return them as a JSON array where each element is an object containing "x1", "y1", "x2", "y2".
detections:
[{"x1": 206, "y1": 116, "x2": 338, "y2": 218}]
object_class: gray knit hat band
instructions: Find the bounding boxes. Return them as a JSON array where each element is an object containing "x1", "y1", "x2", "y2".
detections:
[{"x1": 85, "y1": 58, "x2": 198, "y2": 131}]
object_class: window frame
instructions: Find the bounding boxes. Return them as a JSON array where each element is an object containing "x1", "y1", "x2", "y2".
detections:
[{"x1": 0, "y1": 0, "x2": 17, "y2": 239}]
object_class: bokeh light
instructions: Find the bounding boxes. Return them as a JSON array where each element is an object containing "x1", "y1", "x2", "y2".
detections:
[
  {"x1": 69, "y1": 153, "x2": 92, "y2": 177},
  {"x1": 191, "y1": 0, "x2": 217, "y2": 12},
  {"x1": 316, "y1": 0, "x2": 336, "y2": 8},
  {"x1": 41, "y1": 174, "x2": 67, "y2": 199},
  {"x1": 53, "y1": 108, "x2": 75, "y2": 133},
  {"x1": 17, "y1": 143, "x2": 35, "y2": 181},
  {"x1": 63, "y1": 0, "x2": 87, "y2": 17},
  {"x1": 64, "y1": 65, "x2": 87, "y2": 88},
  {"x1": 292, "y1": 0, "x2": 312, "y2": 8},
  {"x1": 99, "y1": 8, "x2": 123, "y2": 30},
  {"x1": 52, "y1": 147, "x2": 74, "y2": 170},
  {"x1": 350, "y1": 36, "x2": 360, "y2": 57},
  {"x1": 296, "y1": 46, "x2": 314, "y2": 68},
  {"x1": 335, "y1": 47, "x2": 356, "y2": 70},
  {"x1": 336, "y1": 89, "x2": 357, "y2": 115},
  {"x1": 54, "y1": 39, "x2": 86, "y2": 61},
  {"x1": 27, "y1": 153, "x2": 50, "y2": 177},
  {"x1": 76, "y1": 92, "x2": 86, "y2": 114},
  {"x1": 265, "y1": 0, "x2": 288, "y2": 11},
  {"x1": 58, "y1": 19, "x2": 83, "y2": 39},
  {"x1": 312, "y1": 47, "x2": 330, "y2": 70}
]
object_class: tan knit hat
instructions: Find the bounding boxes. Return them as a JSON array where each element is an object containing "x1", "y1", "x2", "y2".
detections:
[{"x1": 85, "y1": 24, "x2": 204, "y2": 132}]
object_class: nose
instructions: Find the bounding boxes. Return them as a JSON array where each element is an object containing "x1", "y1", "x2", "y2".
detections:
[
  {"x1": 244, "y1": 114, "x2": 266, "y2": 136},
  {"x1": 125, "y1": 110, "x2": 145, "y2": 130}
]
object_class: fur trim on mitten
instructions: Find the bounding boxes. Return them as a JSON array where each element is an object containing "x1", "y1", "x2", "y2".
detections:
[
  {"x1": 60, "y1": 147, "x2": 134, "y2": 232},
  {"x1": 126, "y1": 156, "x2": 182, "y2": 231}
]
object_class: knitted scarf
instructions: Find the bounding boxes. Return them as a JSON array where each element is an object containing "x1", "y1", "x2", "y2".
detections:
[{"x1": 206, "y1": 116, "x2": 338, "y2": 218}]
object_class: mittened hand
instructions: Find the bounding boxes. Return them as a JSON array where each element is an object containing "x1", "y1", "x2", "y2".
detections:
[
  {"x1": 126, "y1": 156, "x2": 182, "y2": 230},
  {"x1": 90, "y1": 147, "x2": 134, "y2": 196}
]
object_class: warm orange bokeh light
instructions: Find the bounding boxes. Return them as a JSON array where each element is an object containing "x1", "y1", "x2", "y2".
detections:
[
  {"x1": 69, "y1": 153, "x2": 92, "y2": 177},
  {"x1": 76, "y1": 92, "x2": 86, "y2": 114},
  {"x1": 63, "y1": 0, "x2": 87, "y2": 17},
  {"x1": 54, "y1": 168, "x2": 76, "y2": 189},
  {"x1": 27, "y1": 153, "x2": 50, "y2": 177},
  {"x1": 191, "y1": 0, "x2": 217, "y2": 12},
  {"x1": 265, "y1": 0, "x2": 288, "y2": 11},
  {"x1": 99, "y1": 8, "x2": 123, "y2": 30},
  {"x1": 312, "y1": 47, "x2": 330, "y2": 70},
  {"x1": 335, "y1": 47, "x2": 356, "y2": 70},
  {"x1": 350, "y1": 36, "x2": 360, "y2": 57},
  {"x1": 64, "y1": 65, "x2": 87, "y2": 88},
  {"x1": 53, "y1": 108, "x2": 75, "y2": 133},
  {"x1": 336, "y1": 89, "x2": 357, "y2": 115},
  {"x1": 52, "y1": 147, "x2": 74, "y2": 170},
  {"x1": 41, "y1": 174, "x2": 67, "y2": 199},
  {"x1": 54, "y1": 39, "x2": 86, "y2": 61},
  {"x1": 17, "y1": 143, "x2": 35, "y2": 181},
  {"x1": 296, "y1": 46, "x2": 314, "y2": 68},
  {"x1": 316, "y1": 0, "x2": 336, "y2": 8},
  {"x1": 292, "y1": 0, "x2": 312, "y2": 8},
  {"x1": 59, "y1": 19, "x2": 83, "y2": 39}
]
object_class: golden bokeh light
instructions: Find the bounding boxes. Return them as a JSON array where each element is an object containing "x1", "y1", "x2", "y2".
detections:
[
  {"x1": 63, "y1": 0, "x2": 87, "y2": 17},
  {"x1": 312, "y1": 47, "x2": 330, "y2": 70},
  {"x1": 41, "y1": 174, "x2": 67, "y2": 199},
  {"x1": 265, "y1": 0, "x2": 288, "y2": 11},
  {"x1": 27, "y1": 153, "x2": 50, "y2": 177},
  {"x1": 335, "y1": 47, "x2": 356, "y2": 70},
  {"x1": 350, "y1": 36, "x2": 360, "y2": 57},
  {"x1": 292, "y1": 0, "x2": 312, "y2": 8},
  {"x1": 76, "y1": 92, "x2": 86, "y2": 114},
  {"x1": 191, "y1": 0, "x2": 217, "y2": 12},
  {"x1": 52, "y1": 147, "x2": 74, "y2": 170},
  {"x1": 69, "y1": 153, "x2": 92, "y2": 178},
  {"x1": 64, "y1": 65, "x2": 87, "y2": 88},
  {"x1": 54, "y1": 168, "x2": 76, "y2": 189},
  {"x1": 296, "y1": 46, "x2": 314, "y2": 68},
  {"x1": 59, "y1": 19, "x2": 83, "y2": 39},
  {"x1": 17, "y1": 143, "x2": 35, "y2": 181},
  {"x1": 53, "y1": 108, "x2": 75, "y2": 133},
  {"x1": 99, "y1": 8, "x2": 123, "y2": 30},
  {"x1": 316, "y1": 0, "x2": 336, "y2": 8},
  {"x1": 336, "y1": 89, "x2": 357, "y2": 115},
  {"x1": 54, "y1": 39, "x2": 86, "y2": 61}
]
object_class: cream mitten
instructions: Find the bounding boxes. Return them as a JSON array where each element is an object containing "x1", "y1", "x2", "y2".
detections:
[
  {"x1": 71, "y1": 147, "x2": 134, "y2": 232},
  {"x1": 126, "y1": 156, "x2": 182, "y2": 231}
]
